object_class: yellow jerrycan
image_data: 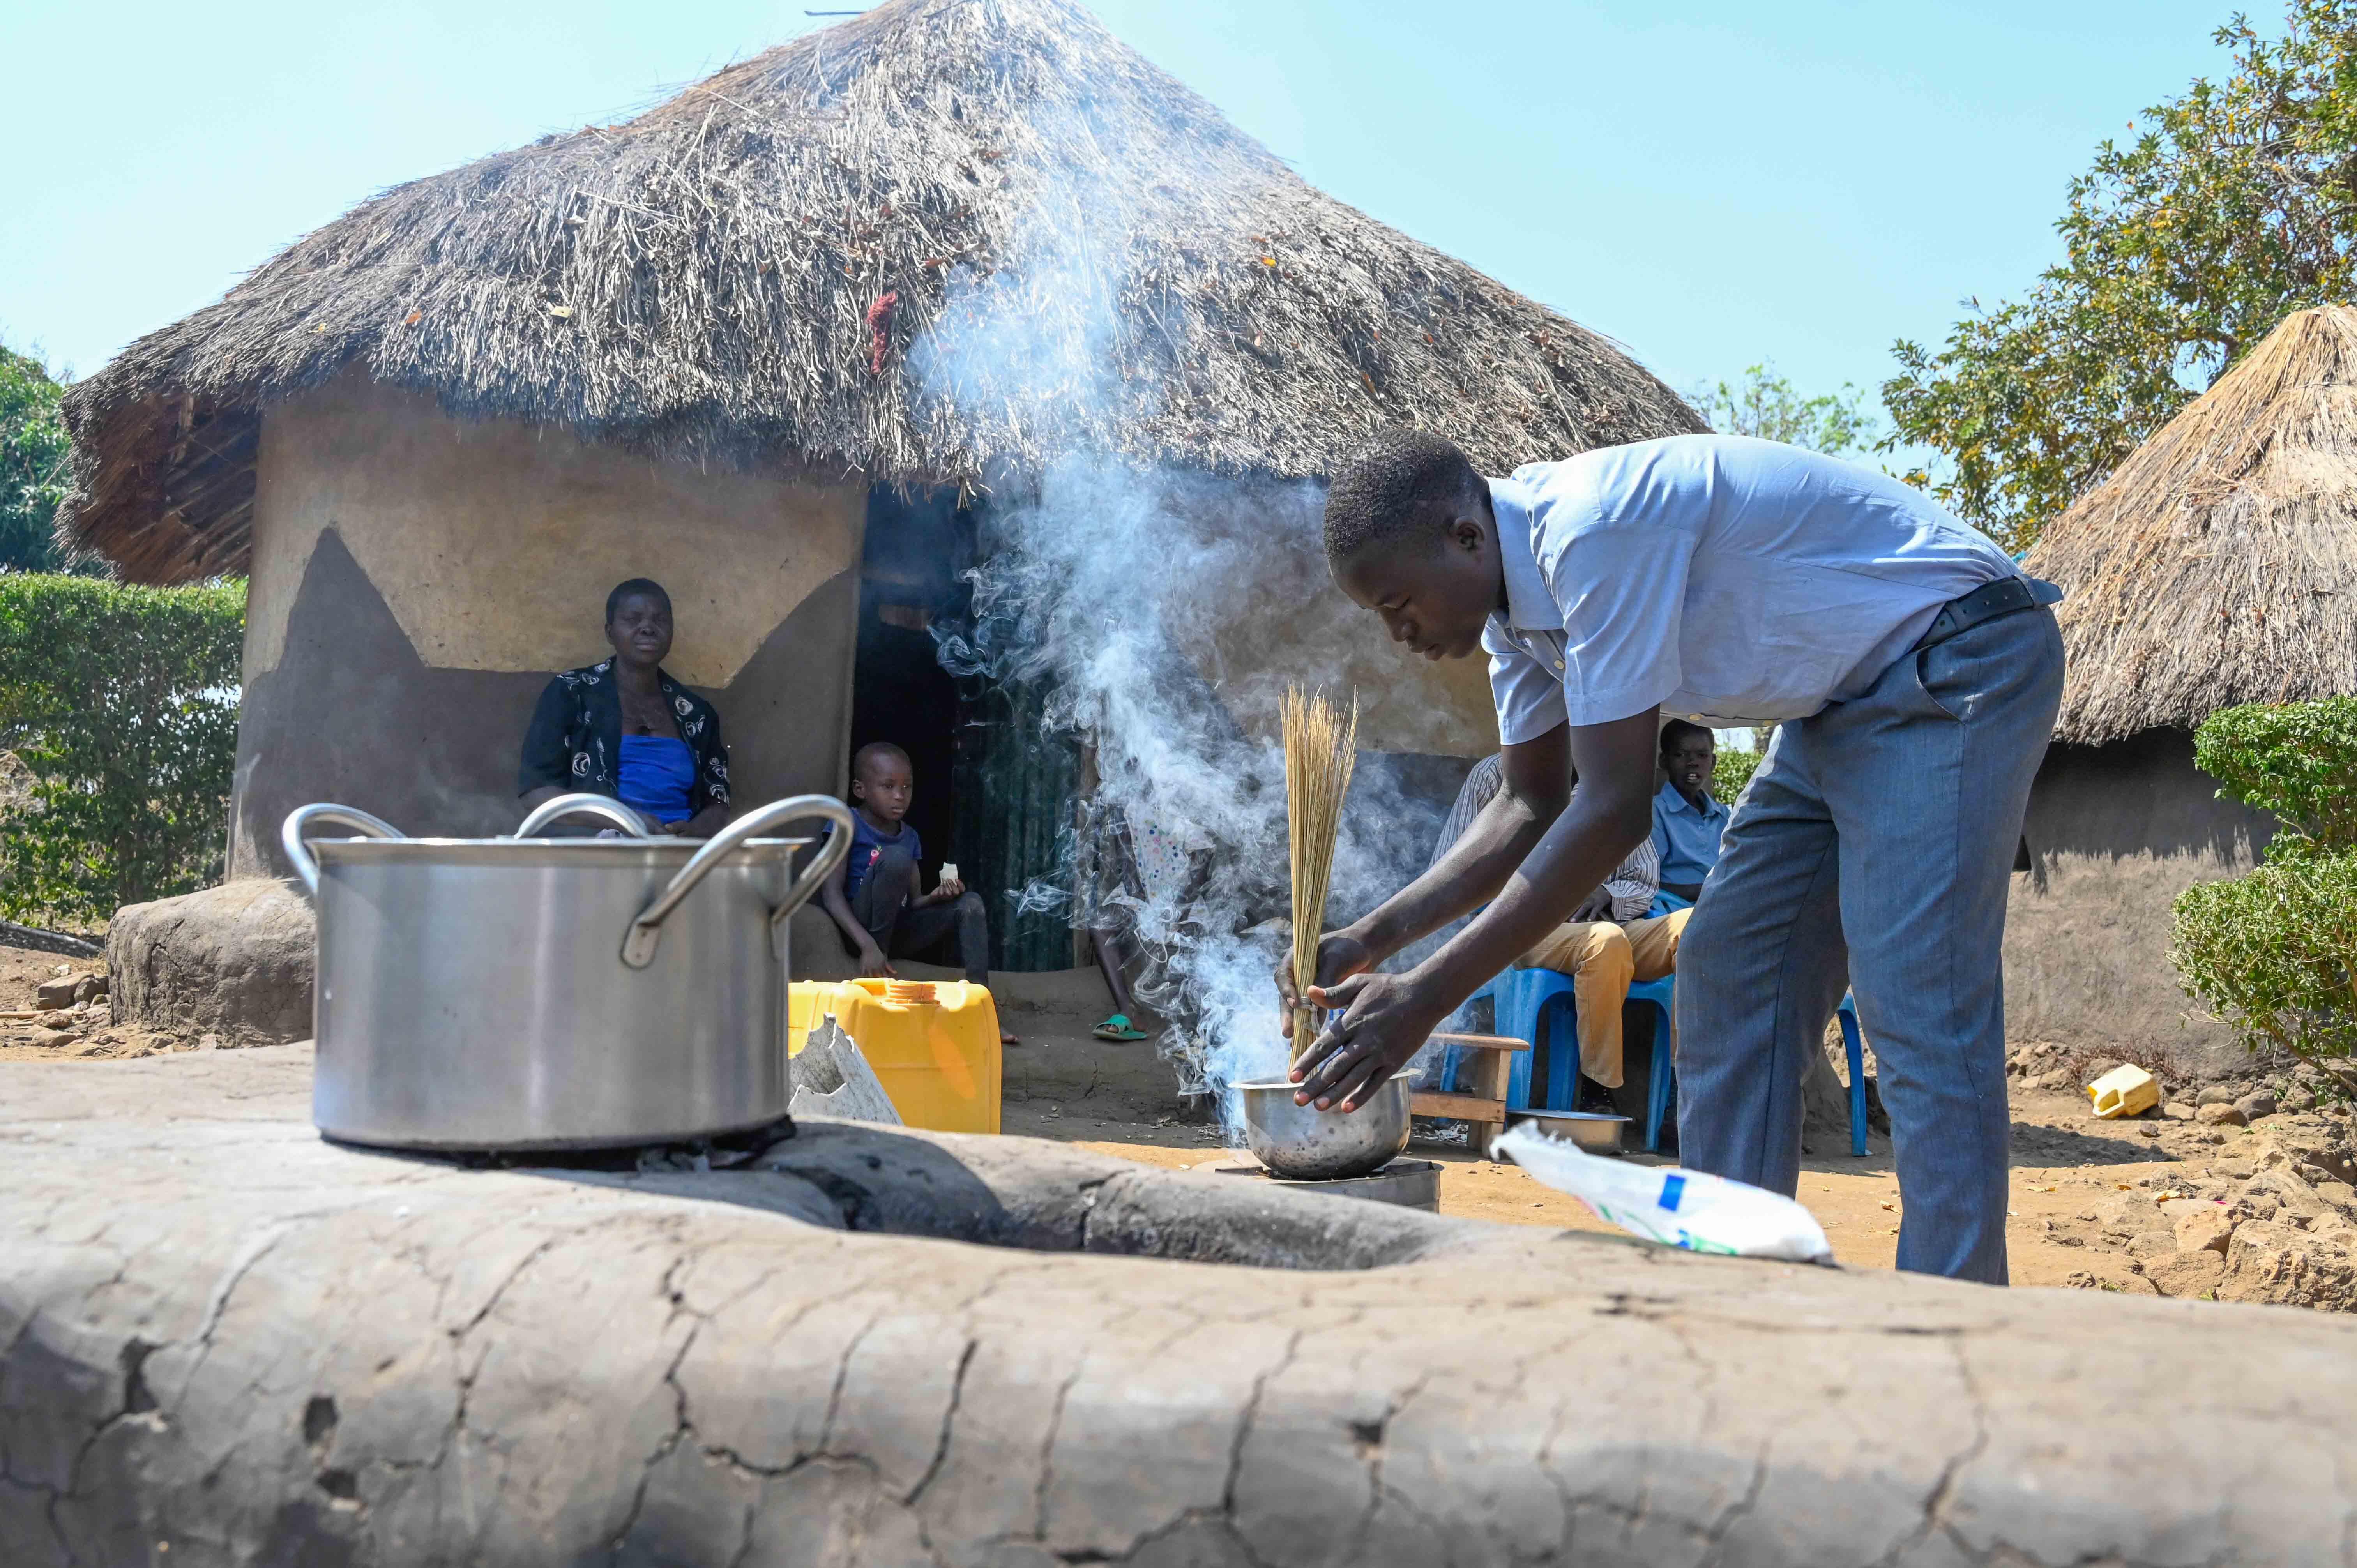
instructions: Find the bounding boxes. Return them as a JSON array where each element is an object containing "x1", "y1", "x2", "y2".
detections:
[
  {"x1": 2087, "y1": 1063, "x2": 2159, "y2": 1120},
  {"x1": 794, "y1": 978, "x2": 1002, "y2": 1134}
]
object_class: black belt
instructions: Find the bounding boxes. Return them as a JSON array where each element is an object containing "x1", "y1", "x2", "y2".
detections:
[{"x1": 1914, "y1": 576, "x2": 2051, "y2": 651}]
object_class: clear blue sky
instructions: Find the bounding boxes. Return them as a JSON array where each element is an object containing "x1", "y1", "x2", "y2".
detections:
[{"x1": 4, "y1": 0, "x2": 2243, "y2": 425}]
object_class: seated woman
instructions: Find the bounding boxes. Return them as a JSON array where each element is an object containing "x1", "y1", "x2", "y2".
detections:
[{"x1": 518, "y1": 579, "x2": 731, "y2": 837}]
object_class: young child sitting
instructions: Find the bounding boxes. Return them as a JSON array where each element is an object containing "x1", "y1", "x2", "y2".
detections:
[{"x1": 818, "y1": 742, "x2": 1018, "y2": 1044}]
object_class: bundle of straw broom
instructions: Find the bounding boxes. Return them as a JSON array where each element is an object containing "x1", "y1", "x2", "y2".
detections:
[{"x1": 1282, "y1": 685, "x2": 1358, "y2": 1064}]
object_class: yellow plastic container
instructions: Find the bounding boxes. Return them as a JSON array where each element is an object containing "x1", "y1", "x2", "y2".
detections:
[
  {"x1": 790, "y1": 978, "x2": 1001, "y2": 1134},
  {"x1": 2088, "y1": 1063, "x2": 2160, "y2": 1120}
]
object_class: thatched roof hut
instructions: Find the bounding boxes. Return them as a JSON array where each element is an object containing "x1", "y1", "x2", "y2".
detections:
[
  {"x1": 53, "y1": 0, "x2": 1700, "y2": 971},
  {"x1": 2027, "y1": 304, "x2": 2357, "y2": 745},
  {"x1": 60, "y1": 0, "x2": 1698, "y2": 584},
  {"x1": 2007, "y1": 306, "x2": 2357, "y2": 1071}
]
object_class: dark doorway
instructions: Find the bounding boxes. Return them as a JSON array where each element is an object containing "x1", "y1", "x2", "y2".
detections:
[
  {"x1": 849, "y1": 488, "x2": 972, "y2": 882},
  {"x1": 849, "y1": 487, "x2": 1084, "y2": 973}
]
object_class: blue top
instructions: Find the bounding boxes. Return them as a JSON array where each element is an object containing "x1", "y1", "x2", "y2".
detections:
[
  {"x1": 844, "y1": 812, "x2": 921, "y2": 902},
  {"x1": 1479, "y1": 434, "x2": 2035, "y2": 737},
  {"x1": 617, "y1": 735, "x2": 696, "y2": 825},
  {"x1": 1651, "y1": 779, "x2": 1731, "y2": 888}
]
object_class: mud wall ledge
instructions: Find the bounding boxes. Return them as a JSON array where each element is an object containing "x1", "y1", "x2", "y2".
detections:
[{"x1": 6, "y1": 1047, "x2": 2356, "y2": 1566}]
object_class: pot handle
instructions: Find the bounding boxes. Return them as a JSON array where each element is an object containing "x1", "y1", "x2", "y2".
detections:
[
  {"x1": 281, "y1": 803, "x2": 406, "y2": 900},
  {"x1": 620, "y1": 795, "x2": 855, "y2": 968},
  {"x1": 513, "y1": 793, "x2": 656, "y2": 840}
]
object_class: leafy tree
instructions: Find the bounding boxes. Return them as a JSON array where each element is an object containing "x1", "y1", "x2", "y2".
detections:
[
  {"x1": 0, "y1": 346, "x2": 74, "y2": 573},
  {"x1": 1884, "y1": 1, "x2": 2357, "y2": 552},
  {"x1": 1698, "y1": 363, "x2": 1880, "y2": 457}
]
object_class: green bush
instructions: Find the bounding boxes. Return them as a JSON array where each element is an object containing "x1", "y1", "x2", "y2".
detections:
[
  {"x1": 0, "y1": 575, "x2": 244, "y2": 927},
  {"x1": 2170, "y1": 698, "x2": 2357, "y2": 1075},
  {"x1": 1713, "y1": 747, "x2": 1762, "y2": 804},
  {"x1": 2173, "y1": 854, "x2": 2357, "y2": 1065},
  {"x1": 2190, "y1": 696, "x2": 2357, "y2": 849}
]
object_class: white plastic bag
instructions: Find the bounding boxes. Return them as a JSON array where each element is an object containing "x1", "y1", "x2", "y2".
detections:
[{"x1": 1495, "y1": 1124, "x2": 1834, "y2": 1264}]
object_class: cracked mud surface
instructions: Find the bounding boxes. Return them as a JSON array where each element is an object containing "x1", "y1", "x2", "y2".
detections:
[{"x1": 6, "y1": 1047, "x2": 2357, "y2": 1566}]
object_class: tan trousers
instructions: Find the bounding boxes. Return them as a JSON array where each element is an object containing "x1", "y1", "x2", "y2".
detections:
[{"x1": 1512, "y1": 908, "x2": 1691, "y2": 1089}]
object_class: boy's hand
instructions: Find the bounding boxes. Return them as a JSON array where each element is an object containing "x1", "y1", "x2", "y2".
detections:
[
  {"x1": 857, "y1": 939, "x2": 896, "y2": 979},
  {"x1": 1274, "y1": 929, "x2": 1373, "y2": 1038},
  {"x1": 1290, "y1": 970, "x2": 1447, "y2": 1112},
  {"x1": 1570, "y1": 889, "x2": 1614, "y2": 924},
  {"x1": 928, "y1": 875, "x2": 966, "y2": 903}
]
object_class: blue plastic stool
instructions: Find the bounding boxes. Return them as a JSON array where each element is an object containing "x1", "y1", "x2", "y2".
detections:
[
  {"x1": 1627, "y1": 975, "x2": 1675, "y2": 1150},
  {"x1": 1497, "y1": 967, "x2": 1577, "y2": 1109},
  {"x1": 1836, "y1": 994, "x2": 1869, "y2": 1158},
  {"x1": 1646, "y1": 989, "x2": 1871, "y2": 1157}
]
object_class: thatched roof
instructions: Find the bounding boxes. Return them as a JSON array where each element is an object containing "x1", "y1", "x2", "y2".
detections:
[
  {"x1": 60, "y1": 0, "x2": 1700, "y2": 584},
  {"x1": 2026, "y1": 304, "x2": 2357, "y2": 745}
]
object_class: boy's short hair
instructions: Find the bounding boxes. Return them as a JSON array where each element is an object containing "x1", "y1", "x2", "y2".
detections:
[
  {"x1": 1659, "y1": 718, "x2": 1712, "y2": 757},
  {"x1": 605, "y1": 577, "x2": 671, "y2": 623},
  {"x1": 852, "y1": 741, "x2": 910, "y2": 781},
  {"x1": 1322, "y1": 429, "x2": 1486, "y2": 560}
]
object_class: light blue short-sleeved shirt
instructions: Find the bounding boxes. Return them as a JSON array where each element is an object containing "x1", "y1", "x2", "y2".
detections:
[
  {"x1": 1482, "y1": 435, "x2": 2029, "y2": 742},
  {"x1": 1651, "y1": 779, "x2": 1730, "y2": 887}
]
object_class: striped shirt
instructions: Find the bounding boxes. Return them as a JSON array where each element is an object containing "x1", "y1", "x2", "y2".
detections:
[{"x1": 1430, "y1": 754, "x2": 1659, "y2": 923}]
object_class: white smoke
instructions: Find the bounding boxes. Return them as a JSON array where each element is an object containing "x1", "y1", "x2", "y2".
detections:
[
  {"x1": 933, "y1": 461, "x2": 1444, "y2": 1131},
  {"x1": 907, "y1": 109, "x2": 1447, "y2": 1133}
]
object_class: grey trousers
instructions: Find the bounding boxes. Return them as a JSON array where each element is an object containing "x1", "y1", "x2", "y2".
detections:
[{"x1": 1674, "y1": 605, "x2": 2064, "y2": 1284}]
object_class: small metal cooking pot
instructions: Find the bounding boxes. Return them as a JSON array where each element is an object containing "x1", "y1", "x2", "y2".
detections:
[
  {"x1": 1233, "y1": 1077, "x2": 1413, "y2": 1180},
  {"x1": 284, "y1": 792, "x2": 851, "y2": 1151}
]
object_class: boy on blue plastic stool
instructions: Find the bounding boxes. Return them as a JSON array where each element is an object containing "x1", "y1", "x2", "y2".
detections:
[
  {"x1": 1280, "y1": 431, "x2": 2060, "y2": 1285},
  {"x1": 1435, "y1": 754, "x2": 1679, "y2": 1116}
]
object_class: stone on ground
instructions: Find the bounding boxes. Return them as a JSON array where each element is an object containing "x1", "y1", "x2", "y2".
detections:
[{"x1": 105, "y1": 877, "x2": 315, "y2": 1046}]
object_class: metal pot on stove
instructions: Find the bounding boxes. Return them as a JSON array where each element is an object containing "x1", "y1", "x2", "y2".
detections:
[{"x1": 283, "y1": 791, "x2": 852, "y2": 1151}]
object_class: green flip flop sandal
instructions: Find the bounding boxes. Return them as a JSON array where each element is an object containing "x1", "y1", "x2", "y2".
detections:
[{"x1": 1092, "y1": 1014, "x2": 1149, "y2": 1042}]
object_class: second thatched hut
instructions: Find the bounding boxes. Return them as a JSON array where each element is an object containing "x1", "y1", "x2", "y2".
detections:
[{"x1": 2012, "y1": 304, "x2": 2357, "y2": 1068}]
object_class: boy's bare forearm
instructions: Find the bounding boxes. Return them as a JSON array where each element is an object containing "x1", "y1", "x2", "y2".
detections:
[
  {"x1": 1408, "y1": 712, "x2": 1662, "y2": 999},
  {"x1": 1409, "y1": 788, "x2": 1653, "y2": 1003},
  {"x1": 817, "y1": 877, "x2": 868, "y2": 948},
  {"x1": 1345, "y1": 792, "x2": 1548, "y2": 962}
]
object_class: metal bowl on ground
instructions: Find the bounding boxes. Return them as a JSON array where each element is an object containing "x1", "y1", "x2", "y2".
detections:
[
  {"x1": 1510, "y1": 1110, "x2": 1631, "y2": 1155},
  {"x1": 1232, "y1": 1077, "x2": 1413, "y2": 1180}
]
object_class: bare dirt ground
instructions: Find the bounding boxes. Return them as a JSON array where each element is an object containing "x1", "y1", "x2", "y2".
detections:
[
  {"x1": 980, "y1": 965, "x2": 2353, "y2": 1296},
  {"x1": 12, "y1": 942, "x2": 2349, "y2": 1301}
]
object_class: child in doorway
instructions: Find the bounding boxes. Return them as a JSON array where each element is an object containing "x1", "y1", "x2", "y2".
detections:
[{"x1": 818, "y1": 742, "x2": 1018, "y2": 1044}]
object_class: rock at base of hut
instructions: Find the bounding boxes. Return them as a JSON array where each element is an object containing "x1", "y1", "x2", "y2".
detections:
[
  {"x1": 789, "y1": 1017, "x2": 903, "y2": 1125},
  {"x1": 2217, "y1": 1222, "x2": 2357, "y2": 1313},
  {"x1": 33, "y1": 977, "x2": 78, "y2": 1010},
  {"x1": 2198, "y1": 1102, "x2": 2248, "y2": 1127},
  {"x1": 106, "y1": 879, "x2": 315, "y2": 1046},
  {"x1": 29, "y1": 1028, "x2": 76, "y2": 1049},
  {"x1": 2175, "y1": 1207, "x2": 2237, "y2": 1255},
  {"x1": 2147, "y1": 1249, "x2": 2227, "y2": 1298},
  {"x1": 2237, "y1": 1091, "x2": 2281, "y2": 1123}
]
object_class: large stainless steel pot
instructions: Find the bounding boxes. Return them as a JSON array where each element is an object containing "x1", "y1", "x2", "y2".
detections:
[{"x1": 284, "y1": 792, "x2": 852, "y2": 1151}]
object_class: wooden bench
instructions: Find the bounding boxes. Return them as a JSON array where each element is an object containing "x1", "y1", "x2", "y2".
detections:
[{"x1": 1409, "y1": 1030, "x2": 1530, "y2": 1159}]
